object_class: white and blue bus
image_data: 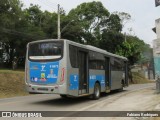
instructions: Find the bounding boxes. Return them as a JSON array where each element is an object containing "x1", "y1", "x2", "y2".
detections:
[{"x1": 25, "y1": 39, "x2": 128, "y2": 99}]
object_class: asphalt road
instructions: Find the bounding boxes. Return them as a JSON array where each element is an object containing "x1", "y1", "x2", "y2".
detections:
[{"x1": 0, "y1": 83, "x2": 155, "y2": 112}]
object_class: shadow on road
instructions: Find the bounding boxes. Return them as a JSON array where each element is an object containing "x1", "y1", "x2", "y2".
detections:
[{"x1": 30, "y1": 90, "x2": 128, "y2": 107}]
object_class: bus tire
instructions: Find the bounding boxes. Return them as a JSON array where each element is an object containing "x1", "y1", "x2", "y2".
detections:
[
  {"x1": 92, "y1": 83, "x2": 100, "y2": 100},
  {"x1": 29, "y1": 92, "x2": 39, "y2": 94},
  {"x1": 60, "y1": 94, "x2": 68, "y2": 98},
  {"x1": 118, "y1": 87, "x2": 123, "y2": 92},
  {"x1": 119, "y1": 79, "x2": 124, "y2": 91}
]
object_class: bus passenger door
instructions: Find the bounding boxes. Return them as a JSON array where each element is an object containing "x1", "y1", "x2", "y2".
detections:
[
  {"x1": 124, "y1": 61, "x2": 129, "y2": 86},
  {"x1": 78, "y1": 51, "x2": 88, "y2": 95},
  {"x1": 105, "y1": 57, "x2": 111, "y2": 93}
]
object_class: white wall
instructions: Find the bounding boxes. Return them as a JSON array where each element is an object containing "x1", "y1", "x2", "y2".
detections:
[{"x1": 156, "y1": 18, "x2": 160, "y2": 39}]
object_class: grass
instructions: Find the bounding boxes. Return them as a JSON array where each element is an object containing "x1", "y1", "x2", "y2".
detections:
[
  {"x1": 132, "y1": 72, "x2": 155, "y2": 84},
  {"x1": 0, "y1": 69, "x2": 24, "y2": 73},
  {"x1": 0, "y1": 69, "x2": 29, "y2": 99}
]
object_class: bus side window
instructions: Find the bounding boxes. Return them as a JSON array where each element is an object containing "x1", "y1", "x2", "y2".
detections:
[
  {"x1": 111, "y1": 58, "x2": 124, "y2": 71},
  {"x1": 69, "y1": 45, "x2": 78, "y2": 68},
  {"x1": 89, "y1": 51, "x2": 104, "y2": 70}
]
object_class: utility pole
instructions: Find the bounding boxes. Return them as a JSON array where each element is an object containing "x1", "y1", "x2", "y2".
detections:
[
  {"x1": 57, "y1": 4, "x2": 61, "y2": 39},
  {"x1": 124, "y1": 32, "x2": 126, "y2": 42}
]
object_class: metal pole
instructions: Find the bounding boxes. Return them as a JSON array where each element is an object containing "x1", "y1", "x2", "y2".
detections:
[
  {"x1": 124, "y1": 32, "x2": 126, "y2": 42},
  {"x1": 57, "y1": 4, "x2": 61, "y2": 39},
  {"x1": 156, "y1": 76, "x2": 160, "y2": 93}
]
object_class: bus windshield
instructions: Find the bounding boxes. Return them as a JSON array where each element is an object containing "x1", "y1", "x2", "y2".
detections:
[{"x1": 28, "y1": 41, "x2": 63, "y2": 60}]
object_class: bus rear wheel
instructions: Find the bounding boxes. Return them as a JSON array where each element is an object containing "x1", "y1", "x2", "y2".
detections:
[
  {"x1": 92, "y1": 83, "x2": 100, "y2": 100},
  {"x1": 60, "y1": 94, "x2": 68, "y2": 98}
]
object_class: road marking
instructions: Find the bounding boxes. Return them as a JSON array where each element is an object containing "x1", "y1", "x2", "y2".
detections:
[
  {"x1": 0, "y1": 101, "x2": 24, "y2": 106},
  {"x1": 0, "y1": 94, "x2": 55, "y2": 106},
  {"x1": 53, "y1": 85, "x2": 155, "y2": 120}
]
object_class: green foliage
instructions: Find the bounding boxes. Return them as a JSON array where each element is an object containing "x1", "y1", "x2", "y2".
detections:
[
  {"x1": 68, "y1": 1, "x2": 110, "y2": 45},
  {"x1": 113, "y1": 12, "x2": 131, "y2": 28},
  {"x1": 0, "y1": 0, "x2": 24, "y2": 67},
  {"x1": 99, "y1": 30, "x2": 124, "y2": 53},
  {"x1": 116, "y1": 35, "x2": 150, "y2": 65},
  {"x1": 0, "y1": 1, "x2": 151, "y2": 68},
  {"x1": 0, "y1": 1, "x2": 46, "y2": 68},
  {"x1": 107, "y1": 14, "x2": 122, "y2": 32}
]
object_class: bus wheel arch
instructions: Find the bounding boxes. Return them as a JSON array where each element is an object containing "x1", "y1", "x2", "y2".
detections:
[
  {"x1": 118, "y1": 79, "x2": 124, "y2": 91},
  {"x1": 92, "y1": 81, "x2": 101, "y2": 100},
  {"x1": 121, "y1": 79, "x2": 125, "y2": 87}
]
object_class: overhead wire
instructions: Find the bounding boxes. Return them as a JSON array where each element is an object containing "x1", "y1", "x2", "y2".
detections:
[
  {"x1": 0, "y1": 27, "x2": 47, "y2": 40},
  {"x1": 0, "y1": 2, "x2": 57, "y2": 38}
]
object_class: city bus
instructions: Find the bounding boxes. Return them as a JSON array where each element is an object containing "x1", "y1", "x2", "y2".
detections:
[{"x1": 25, "y1": 39, "x2": 128, "y2": 99}]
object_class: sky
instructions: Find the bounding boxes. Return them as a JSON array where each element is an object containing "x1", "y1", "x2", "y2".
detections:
[{"x1": 21, "y1": 0, "x2": 160, "y2": 47}]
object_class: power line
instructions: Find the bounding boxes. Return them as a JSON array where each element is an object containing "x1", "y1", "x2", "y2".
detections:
[
  {"x1": 0, "y1": 2, "x2": 56, "y2": 40},
  {"x1": 0, "y1": 27, "x2": 47, "y2": 40}
]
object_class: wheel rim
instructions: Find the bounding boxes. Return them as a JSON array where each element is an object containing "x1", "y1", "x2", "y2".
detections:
[{"x1": 95, "y1": 86, "x2": 100, "y2": 97}]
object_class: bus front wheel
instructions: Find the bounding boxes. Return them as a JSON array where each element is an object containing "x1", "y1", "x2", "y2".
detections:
[{"x1": 92, "y1": 83, "x2": 100, "y2": 100}]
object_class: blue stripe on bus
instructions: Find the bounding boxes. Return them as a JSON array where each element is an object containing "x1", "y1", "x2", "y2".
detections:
[
  {"x1": 89, "y1": 75, "x2": 105, "y2": 88},
  {"x1": 69, "y1": 74, "x2": 79, "y2": 90},
  {"x1": 69, "y1": 74, "x2": 105, "y2": 90},
  {"x1": 29, "y1": 61, "x2": 59, "y2": 84}
]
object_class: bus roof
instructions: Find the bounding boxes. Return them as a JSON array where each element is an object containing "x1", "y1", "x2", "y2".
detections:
[
  {"x1": 64, "y1": 39, "x2": 128, "y2": 61},
  {"x1": 28, "y1": 39, "x2": 128, "y2": 61}
]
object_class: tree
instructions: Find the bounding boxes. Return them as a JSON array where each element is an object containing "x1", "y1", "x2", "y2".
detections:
[
  {"x1": 68, "y1": 1, "x2": 110, "y2": 45},
  {"x1": 0, "y1": 0, "x2": 24, "y2": 67},
  {"x1": 98, "y1": 12, "x2": 124, "y2": 53},
  {"x1": 113, "y1": 12, "x2": 131, "y2": 29},
  {"x1": 99, "y1": 30, "x2": 124, "y2": 53},
  {"x1": 0, "y1": 1, "x2": 151, "y2": 69},
  {"x1": 60, "y1": 16, "x2": 84, "y2": 43},
  {"x1": 106, "y1": 13, "x2": 122, "y2": 32},
  {"x1": 0, "y1": 1, "x2": 46, "y2": 68},
  {"x1": 116, "y1": 35, "x2": 148, "y2": 65}
]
